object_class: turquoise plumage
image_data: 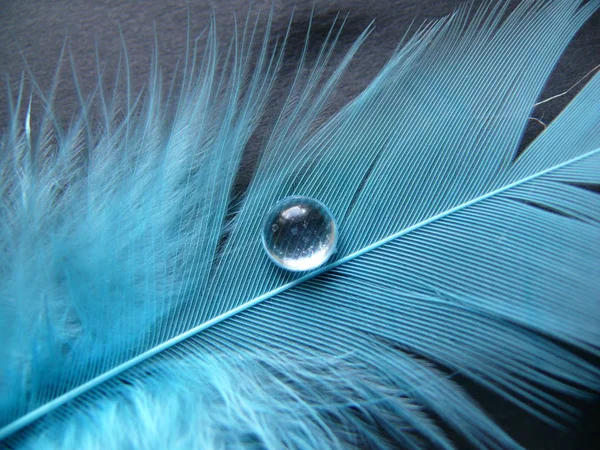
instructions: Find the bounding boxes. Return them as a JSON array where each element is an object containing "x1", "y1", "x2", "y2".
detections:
[{"x1": 1, "y1": 0, "x2": 599, "y2": 448}]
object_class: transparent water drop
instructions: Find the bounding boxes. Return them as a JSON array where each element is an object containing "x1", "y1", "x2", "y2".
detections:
[{"x1": 261, "y1": 196, "x2": 337, "y2": 272}]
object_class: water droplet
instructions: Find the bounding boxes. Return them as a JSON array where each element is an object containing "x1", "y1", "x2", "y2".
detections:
[{"x1": 261, "y1": 196, "x2": 337, "y2": 271}]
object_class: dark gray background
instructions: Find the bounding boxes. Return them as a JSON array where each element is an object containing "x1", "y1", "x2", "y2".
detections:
[
  {"x1": 1, "y1": 0, "x2": 598, "y2": 448},
  {"x1": 1, "y1": 0, "x2": 599, "y2": 131}
]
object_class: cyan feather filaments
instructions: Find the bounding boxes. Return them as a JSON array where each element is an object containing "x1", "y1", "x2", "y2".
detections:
[
  {"x1": 1, "y1": 0, "x2": 600, "y2": 447},
  {"x1": 261, "y1": 196, "x2": 337, "y2": 271}
]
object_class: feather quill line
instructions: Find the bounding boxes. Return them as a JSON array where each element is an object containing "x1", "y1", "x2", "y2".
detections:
[{"x1": 1, "y1": 144, "x2": 598, "y2": 441}]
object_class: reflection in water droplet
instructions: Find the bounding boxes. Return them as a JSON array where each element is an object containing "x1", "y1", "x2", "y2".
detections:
[{"x1": 261, "y1": 196, "x2": 337, "y2": 271}]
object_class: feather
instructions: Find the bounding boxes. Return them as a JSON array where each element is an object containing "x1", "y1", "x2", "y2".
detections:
[{"x1": 1, "y1": 0, "x2": 599, "y2": 448}]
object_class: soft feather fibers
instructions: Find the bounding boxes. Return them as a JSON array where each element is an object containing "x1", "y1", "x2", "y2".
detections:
[{"x1": 1, "y1": 0, "x2": 599, "y2": 448}]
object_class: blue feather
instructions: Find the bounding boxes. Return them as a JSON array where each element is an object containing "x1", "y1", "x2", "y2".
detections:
[{"x1": 1, "y1": 0, "x2": 599, "y2": 448}]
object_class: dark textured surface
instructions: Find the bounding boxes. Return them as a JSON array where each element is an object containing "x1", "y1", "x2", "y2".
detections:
[
  {"x1": 1, "y1": 0, "x2": 598, "y2": 130},
  {"x1": 0, "y1": 1, "x2": 598, "y2": 448}
]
